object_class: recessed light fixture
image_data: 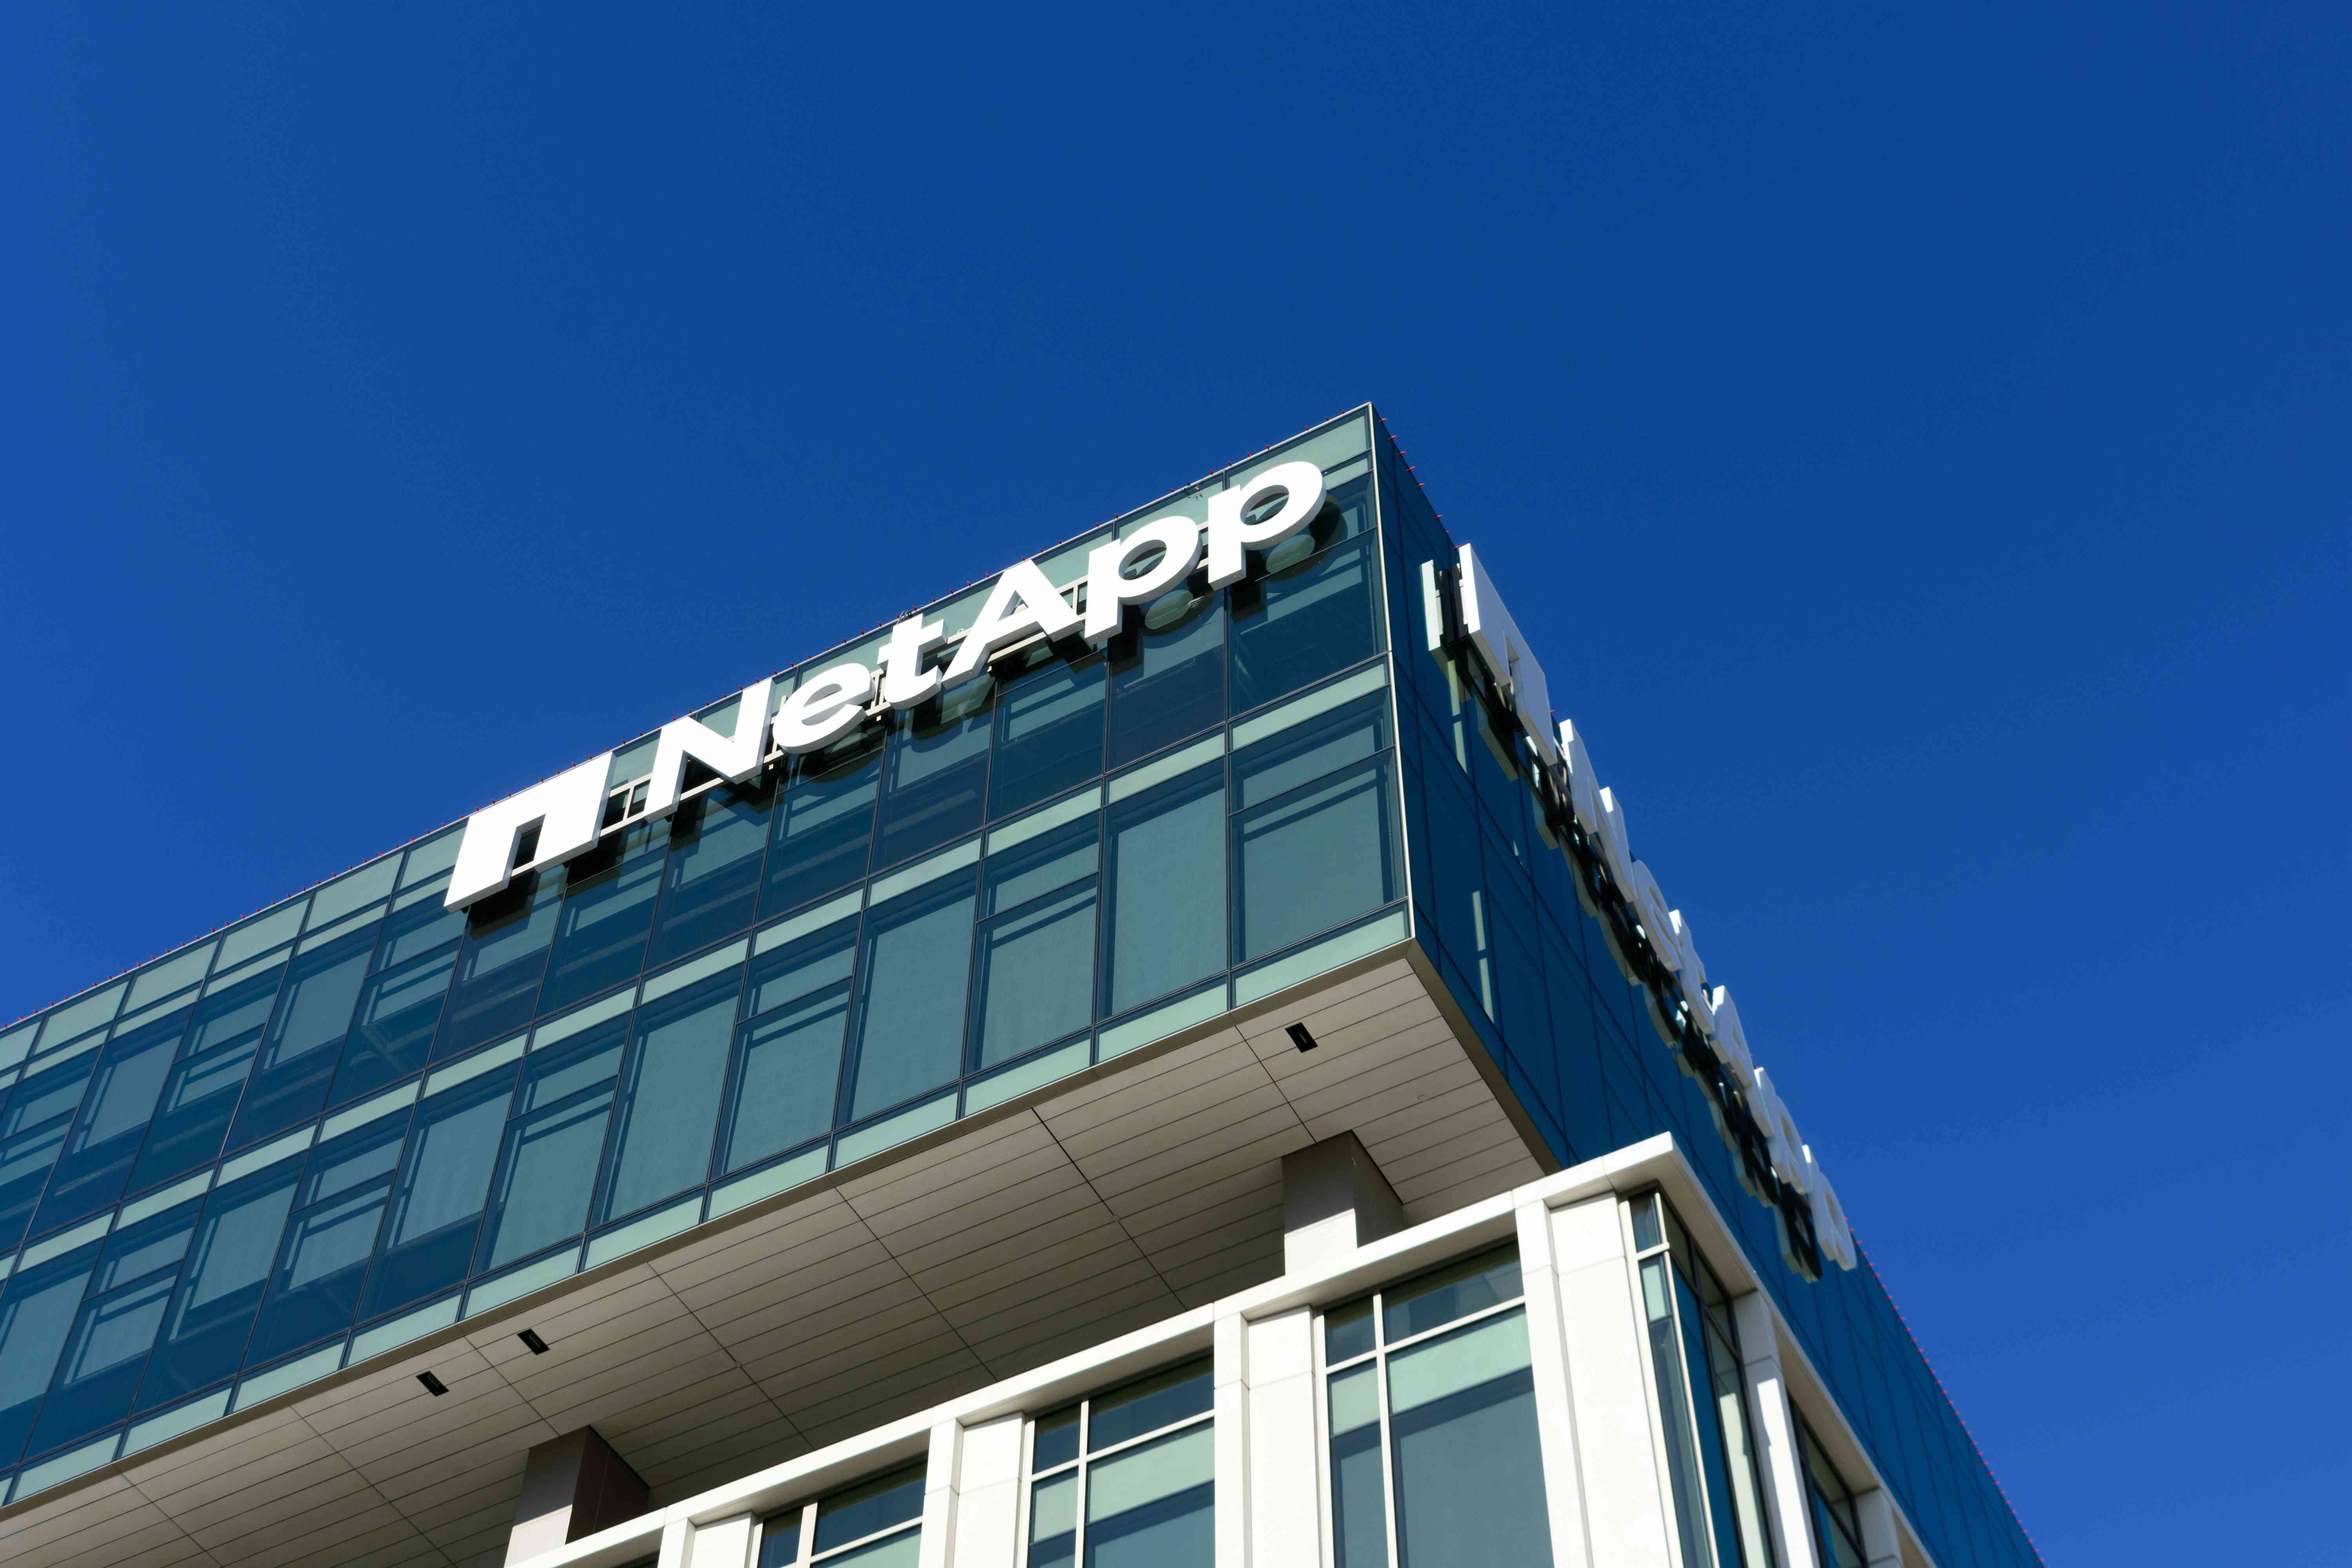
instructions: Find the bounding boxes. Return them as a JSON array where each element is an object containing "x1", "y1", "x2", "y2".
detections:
[
  {"x1": 417, "y1": 1372, "x2": 448, "y2": 1397},
  {"x1": 519, "y1": 1329, "x2": 550, "y2": 1355},
  {"x1": 1286, "y1": 1024, "x2": 1318, "y2": 1053}
]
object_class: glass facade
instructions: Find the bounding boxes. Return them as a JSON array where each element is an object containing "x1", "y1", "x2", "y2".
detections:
[
  {"x1": 1377, "y1": 419, "x2": 2039, "y2": 1568},
  {"x1": 759, "y1": 1461, "x2": 927, "y2": 1568},
  {"x1": 1321, "y1": 1243, "x2": 1553, "y2": 1568},
  {"x1": 1025, "y1": 1356, "x2": 1215, "y2": 1568}
]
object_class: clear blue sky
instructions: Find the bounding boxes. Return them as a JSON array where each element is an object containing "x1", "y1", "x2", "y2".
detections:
[{"x1": 3, "y1": 5, "x2": 2344, "y2": 1560}]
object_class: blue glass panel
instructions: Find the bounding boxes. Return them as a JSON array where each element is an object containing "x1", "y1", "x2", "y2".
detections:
[
  {"x1": 23, "y1": 1201, "x2": 197, "y2": 1459},
  {"x1": 724, "y1": 924, "x2": 855, "y2": 1174},
  {"x1": 971, "y1": 882, "x2": 1096, "y2": 1072},
  {"x1": 756, "y1": 1512, "x2": 802, "y2": 1568},
  {"x1": 1540, "y1": 927, "x2": 1610, "y2": 1166},
  {"x1": 244, "y1": 1116, "x2": 407, "y2": 1366},
  {"x1": 762, "y1": 743, "x2": 881, "y2": 919},
  {"x1": 124, "y1": 963, "x2": 283, "y2": 1197},
  {"x1": 1106, "y1": 589, "x2": 1223, "y2": 768},
  {"x1": 984, "y1": 817, "x2": 1098, "y2": 916},
  {"x1": 0, "y1": 1240, "x2": 102, "y2": 1468},
  {"x1": 1085, "y1": 1425, "x2": 1213, "y2": 1568},
  {"x1": 814, "y1": 1463, "x2": 926, "y2": 1551},
  {"x1": 30, "y1": 1007, "x2": 186, "y2": 1236},
  {"x1": 1490, "y1": 920, "x2": 1558, "y2": 1144},
  {"x1": 227, "y1": 926, "x2": 377, "y2": 1152},
  {"x1": 1232, "y1": 756, "x2": 1399, "y2": 964},
  {"x1": 328, "y1": 899, "x2": 464, "y2": 1105},
  {"x1": 647, "y1": 785, "x2": 773, "y2": 968},
  {"x1": 0, "y1": 1054, "x2": 100, "y2": 1252},
  {"x1": 1101, "y1": 767, "x2": 1225, "y2": 1016},
  {"x1": 475, "y1": 1018, "x2": 627, "y2": 1274},
  {"x1": 598, "y1": 972, "x2": 740, "y2": 1223},
  {"x1": 1229, "y1": 535, "x2": 1380, "y2": 717},
  {"x1": 432, "y1": 878, "x2": 560, "y2": 1062},
  {"x1": 844, "y1": 872, "x2": 976, "y2": 1120},
  {"x1": 873, "y1": 695, "x2": 991, "y2": 871},
  {"x1": 540, "y1": 826, "x2": 665, "y2": 1016},
  {"x1": 1087, "y1": 1358, "x2": 1211, "y2": 1451},
  {"x1": 1387, "y1": 1314, "x2": 1549, "y2": 1568},
  {"x1": 359, "y1": 1063, "x2": 515, "y2": 1320},
  {"x1": 134, "y1": 1160, "x2": 301, "y2": 1411},
  {"x1": 989, "y1": 650, "x2": 1105, "y2": 822}
]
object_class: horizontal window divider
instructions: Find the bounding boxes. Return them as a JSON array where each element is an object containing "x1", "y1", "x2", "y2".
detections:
[
  {"x1": 584, "y1": 1194, "x2": 700, "y2": 1269},
  {"x1": 709, "y1": 1144, "x2": 829, "y2": 1219},
  {"x1": 530, "y1": 987, "x2": 637, "y2": 1051},
  {"x1": 866, "y1": 836, "x2": 980, "y2": 905},
  {"x1": 832, "y1": 1091, "x2": 956, "y2": 1167},
  {"x1": 1233, "y1": 906, "x2": 1410, "y2": 1007},
  {"x1": 232, "y1": 1341, "x2": 344, "y2": 1412},
  {"x1": 348, "y1": 1293, "x2": 461, "y2": 1365},
  {"x1": 986, "y1": 785, "x2": 1103, "y2": 853},
  {"x1": 464, "y1": 1244, "x2": 583, "y2": 1318},
  {"x1": 1096, "y1": 983, "x2": 1228, "y2": 1062},
  {"x1": 1230, "y1": 661, "x2": 1389, "y2": 751},
  {"x1": 119, "y1": 1169, "x2": 214, "y2": 1228},
  {"x1": 21, "y1": 1212, "x2": 111, "y2": 1269},
  {"x1": 757, "y1": 889, "x2": 866, "y2": 954},
  {"x1": 123, "y1": 1388, "x2": 232, "y2": 1457},
  {"x1": 424, "y1": 1033, "x2": 525, "y2": 1096},
  {"x1": 1107, "y1": 733, "x2": 1226, "y2": 803},
  {"x1": 218, "y1": 1124, "x2": 316, "y2": 1185},
  {"x1": 962, "y1": 1036, "x2": 1091, "y2": 1116},
  {"x1": 641, "y1": 936, "x2": 752, "y2": 1004}
]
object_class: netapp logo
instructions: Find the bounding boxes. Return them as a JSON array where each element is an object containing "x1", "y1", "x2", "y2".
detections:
[
  {"x1": 443, "y1": 460, "x2": 1328, "y2": 914},
  {"x1": 1434, "y1": 546, "x2": 1859, "y2": 1273}
]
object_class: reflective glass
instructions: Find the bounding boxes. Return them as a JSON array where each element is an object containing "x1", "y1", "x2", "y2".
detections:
[
  {"x1": 648, "y1": 785, "x2": 773, "y2": 968},
  {"x1": 1381, "y1": 1247, "x2": 1521, "y2": 1345},
  {"x1": 244, "y1": 1118, "x2": 407, "y2": 1366},
  {"x1": 990, "y1": 652, "x2": 1105, "y2": 821},
  {"x1": 23, "y1": 1201, "x2": 196, "y2": 1458},
  {"x1": 1083, "y1": 1424, "x2": 1212, "y2": 1567},
  {"x1": 1228, "y1": 532, "x2": 1379, "y2": 717},
  {"x1": 1106, "y1": 592, "x2": 1222, "y2": 768},
  {"x1": 725, "y1": 926, "x2": 856, "y2": 1173},
  {"x1": 1101, "y1": 769, "x2": 1224, "y2": 1016},
  {"x1": 475, "y1": 1018, "x2": 627, "y2": 1273},
  {"x1": 1032, "y1": 1405, "x2": 1081, "y2": 1472},
  {"x1": 844, "y1": 874, "x2": 975, "y2": 1120},
  {"x1": 541, "y1": 828, "x2": 665, "y2": 1015},
  {"x1": 1087, "y1": 1358, "x2": 1211, "y2": 1452},
  {"x1": 0, "y1": 1054, "x2": 100, "y2": 1251},
  {"x1": 134, "y1": 1161, "x2": 301, "y2": 1410},
  {"x1": 1328, "y1": 1363, "x2": 1387, "y2": 1568},
  {"x1": 125, "y1": 964, "x2": 283, "y2": 1196},
  {"x1": 0, "y1": 1242, "x2": 102, "y2": 1466},
  {"x1": 971, "y1": 883, "x2": 1096, "y2": 1072},
  {"x1": 599, "y1": 972, "x2": 739, "y2": 1223},
  {"x1": 1232, "y1": 758, "x2": 1397, "y2": 964},
  {"x1": 1028, "y1": 1470, "x2": 1076, "y2": 1568},
  {"x1": 30, "y1": 1006, "x2": 186, "y2": 1236},
  {"x1": 434, "y1": 879, "x2": 560, "y2": 1061},
  {"x1": 763, "y1": 746, "x2": 880, "y2": 919},
  {"x1": 359, "y1": 1064, "x2": 515, "y2": 1319},
  {"x1": 873, "y1": 695, "x2": 991, "y2": 871},
  {"x1": 758, "y1": 1511, "x2": 802, "y2": 1568},
  {"x1": 1386, "y1": 1311, "x2": 1549, "y2": 1568},
  {"x1": 328, "y1": 901, "x2": 462, "y2": 1104},
  {"x1": 814, "y1": 1462, "x2": 925, "y2": 1551},
  {"x1": 228, "y1": 925, "x2": 378, "y2": 1150}
]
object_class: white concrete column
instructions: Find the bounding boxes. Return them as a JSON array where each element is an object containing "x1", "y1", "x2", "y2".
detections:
[
  {"x1": 1855, "y1": 1486, "x2": 1903, "y2": 1568},
  {"x1": 1514, "y1": 1197, "x2": 1595, "y2": 1568},
  {"x1": 656, "y1": 1516, "x2": 693, "y2": 1568},
  {"x1": 1550, "y1": 1193, "x2": 1676, "y2": 1568},
  {"x1": 1214, "y1": 1310, "x2": 1252, "y2": 1568},
  {"x1": 685, "y1": 1515, "x2": 755, "y2": 1568},
  {"x1": 1238, "y1": 1305, "x2": 1320, "y2": 1568},
  {"x1": 1731, "y1": 1291, "x2": 1818, "y2": 1568},
  {"x1": 948, "y1": 1414, "x2": 1027, "y2": 1568},
  {"x1": 916, "y1": 1418, "x2": 963, "y2": 1568}
]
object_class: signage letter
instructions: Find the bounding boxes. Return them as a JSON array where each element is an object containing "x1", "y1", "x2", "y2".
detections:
[
  {"x1": 877, "y1": 615, "x2": 947, "y2": 711},
  {"x1": 644, "y1": 678, "x2": 773, "y2": 818},
  {"x1": 1203, "y1": 461, "x2": 1325, "y2": 588},
  {"x1": 773, "y1": 662, "x2": 875, "y2": 755},
  {"x1": 1456, "y1": 545, "x2": 1559, "y2": 766},
  {"x1": 446, "y1": 753, "x2": 613, "y2": 910},
  {"x1": 946, "y1": 559, "x2": 1081, "y2": 685},
  {"x1": 1083, "y1": 517, "x2": 1202, "y2": 643}
]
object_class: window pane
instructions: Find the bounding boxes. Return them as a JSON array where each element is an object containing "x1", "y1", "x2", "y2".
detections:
[
  {"x1": 360, "y1": 1067, "x2": 515, "y2": 1319},
  {"x1": 599, "y1": 973, "x2": 739, "y2": 1223},
  {"x1": 1232, "y1": 759, "x2": 1397, "y2": 963},
  {"x1": 31, "y1": 1006, "x2": 186, "y2": 1236},
  {"x1": 726, "y1": 926, "x2": 856, "y2": 1172},
  {"x1": 1328, "y1": 1363, "x2": 1388, "y2": 1568},
  {"x1": 329, "y1": 900, "x2": 462, "y2": 1105},
  {"x1": 127, "y1": 964, "x2": 284, "y2": 1196},
  {"x1": 24, "y1": 1202, "x2": 196, "y2": 1457},
  {"x1": 245, "y1": 1120, "x2": 407, "y2": 1366},
  {"x1": 1033, "y1": 1405, "x2": 1081, "y2": 1472},
  {"x1": 476, "y1": 1018, "x2": 627, "y2": 1274},
  {"x1": 1101, "y1": 769, "x2": 1225, "y2": 1016},
  {"x1": 1324, "y1": 1298, "x2": 1375, "y2": 1365},
  {"x1": 763, "y1": 747, "x2": 880, "y2": 920},
  {"x1": 757, "y1": 1510, "x2": 802, "y2": 1568},
  {"x1": 972, "y1": 884, "x2": 1096, "y2": 1072},
  {"x1": 874, "y1": 694, "x2": 991, "y2": 871},
  {"x1": 844, "y1": 876, "x2": 975, "y2": 1121},
  {"x1": 1028, "y1": 1470, "x2": 1076, "y2": 1568},
  {"x1": 1677, "y1": 1271, "x2": 1769, "y2": 1568},
  {"x1": 984, "y1": 818, "x2": 1098, "y2": 916},
  {"x1": 1642, "y1": 1257, "x2": 1715, "y2": 1568},
  {"x1": 1084, "y1": 1423, "x2": 1213, "y2": 1568},
  {"x1": 815, "y1": 1463, "x2": 926, "y2": 1551},
  {"x1": 1382, "y1": 1247, "x2": 1521, "y2": 1345},
  {"x1": 134, "y1": 1162, "x2": 300, "y2": 1410},
  {"x1": 1231, "y1": 689, "x2": 1390, "y2": 809},
  {"x1": 1088, "y1": 1358, "x2": 1211, "y2": 1452},
  {"x1": 1107, "y1": 591, "x2": 1223, "y2": 768},
  {"x1": 434, "y1": 880, "x2": 561, "y2": 1061},
  {"x1": 541, "y1": 828, "x2": 666, "y2": 1015},
  {"x1": 990, "y1": 653, "x2": 1105, "y2": 821},
  {"x1": 648, "y1": 785, "x2": 773, "y2": 968},
  {"x1": 1386, "y1": 1310, "x2": 1550, "y2": 1568},
  {"x1": 229, "y1": 926, "x2": 377, "y2": 1151},
  {"x1": 1228, "y1": 537, "x2": 1379, "y2": 716},
  {"x1": 0, "y1": 1244, "x2": 101, "y2": 1468},
  {"x1": 0, "y1": 1054, "x2": 99, "y2": 1252}
]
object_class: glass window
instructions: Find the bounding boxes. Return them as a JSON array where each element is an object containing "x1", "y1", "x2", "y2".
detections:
[
  {"x1": 227, "y1": 924, "x2": 378, "y2": 1151},
  {"x1": 541, "y1": 826, "x2": 666, "y2": 1016},
  {"x1": 1027, "y1": 1356, "x2": 1214, "y2": 1568},
  {"x1": 760, "y1": 1461, "x2": 926, "y2": 1567},
  {"x1": 1230, "y1": 697, "x2": 1399, "y2": 964},
  {"x1": 873, "y1": 693, "x2": 992, "y2": 872},
  {"x1": 724, "y1": 924, "x2": 857, "y2": 1174},
  {"x1": 844, "y1": 874, "x2": 976, "y2": 1122},
  {"x1": 1106, "y1": 589, "x2": 1223, "y2": 768},
  {"x1": 243, "y1": 1118, "x2": 408, "y2": 1367},
  {"x1": 328, "y1": 900, "x2": 463, "y2": 1105},
  {"x1": 29, "y1": 1006, "x2": 187, "y2": 1237},
  {"x1": 133, "y1": 1160, "x2": 301, "y2": 1411},
  {"x1": 0, "y1": 1053, "x2": 101, "y2": 1253},
  {"x1": 1100, "y1": 767, "x2": 1225, "y2": 1018},
  {"x1": 763, "y1": 744, "x2": 881, "y2": 920},
  {"x1": 22, "y1": 1200, "x2": 198, "y2": 1460},
  {"x1": 971, "y1": 820, "x2": 1099, "y2": 1073},
  {"x1": 125, "y1": 962, "x2": 286, "y2": 1198},
  {"x1": 0, "y1": 1239, "x2": 103, "y2": 1468},
  {"x1": 359, "y1": 1063, "x2": 516, "y2": 1319},
  {"x1": 1797, "y1": 1416, "x2": 1867, "y2": 1568},
  {"x1": 598, "y1": 972, "x2": 740, "y2": 1225},
  {"x1": 1321, "y1": 1245, "x2": 1552, "y2": 1568},
  {"x1": 475, "y1": 1017, "x2": 628, "y2": 1275},
  {"x1": 433, "y1": 878, "x2": 561, "y2": 1062},
  {"x1": 1229, "y1": 534, "x2": 1380, "y2": 717},
  {"x1": 990, "y1": 650, "x2": 1106, "y2": 822},
  {"x1": 647, "y1": 784, "x2": 774, "y2": 969}
]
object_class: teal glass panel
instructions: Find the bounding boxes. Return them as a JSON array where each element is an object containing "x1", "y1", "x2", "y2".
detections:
[
  {"x1": 31, "y1": 1006, "x2": 187, "y2": 1236},
  {"x1": 0, "y1": 1239, "x2": 102, "y2": 1467},
  {"x1": 874, "y1": 698, "x2": 991, "y2": 871},
  {"x1": 814, "y1": 1462, "x2": 925, "y2": 1551},
  {"x1": 359, "y1": 1063, "x2": 515, "y2": 1319},
  {"x1": 845, "y1": 873, "x2": 976, "y2": 1120},
  {"x1": 244, "y1": 1118, "x2": 407, "y2": 1365},
  {"x1": 475, "y1": 1017, "x2": 627, "y2": 1274},
  {"x1": 1033, "y1": 1405, "x2": 1080, "y2": 1471},
  {"x1": 0, "y1": 1054, "x2": 99, "y2": 1252},
  {"x1": 133, "y1": 1160, "x2": 301, "y2": 1410},
  {"x1": 433, "y1": 879, "x2": 560, "y2": 1062},
  {"x1": 1028, "y1": 1470, "x2": 1076, "y2": 1568},
  {"x1": 229, "y1": 925, "x2": 377, "y2": 1150},
  {"x1": 1228, "y1": 533, "x2": 1379, "y2": 716},
  {"x1": 1382, "y1": 1248, "x2": 1522, "y2": 1345},
  {"x1": 1386, "y1": 1310, "x2": 1549, "y2": 1568},
  {"x1": 1087, "y1": 1358, "x2": 1211, "y2": 1452},
  {"x1": 762, "y1": 745, "x2": 881, "y2": 919},
  {"x1": 757, "y1": 1511, "x2": 802, "y2": 1568},
  {"x1": 989, "y1": 651, "x2": 1105, "y2": 822},
  {"x1": 22, "y1": 1201, "x2": 196, "y2": 1460},
  {"x1": 1232, "y1": 757, "x2": 1397, "y2": 964},
  {"x1": 541, "y1": 826, "x2": 665, "y2": 1015},
  {"x1": 1328, "y1": 1363, "x2": 1387, "y2": 1568},
  {"x1": 970, "y1": 882, "x2": 1096, "y2": 1072},
  {"x1": 1084, "y1": 1423, "x2": 1213, "y2": 1568},
  {"x1": 598, "y1": 971, "x2": 739, "y2": 1223},
  {"x1": 725, "y1": 925, "x2": 855, "y2": 1174},
  {"x1": 648, "y1": 784, "x2": 773, "y2": 968},
  {"x1": 1101, "y1": 768, "x2": 1225, "y2": 1016},
  {"x1": 1106, "y1": 590, "x2": 1223, "y2": 768},
  {"x1": 125, "y1": 962, "x2": 284, "y2": 1196},
  {"x1": 328, "y1": 900, "x2": 462, "y2": 1105}
]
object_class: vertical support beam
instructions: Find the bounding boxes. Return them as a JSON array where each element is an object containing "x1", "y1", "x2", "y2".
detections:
[
  {"x1": 1515, "y1": 1197, "x2": 1595, "y2": 1568},
  {"x1": 1214, "y1": 1309, "x2": 1252, "y2": 1568},
  {"x1": 508, "y1": 1428, "x2": 652, "y2": 1565},
  {"x1": 686, "y1": 1515, "x2": 755, "y2": 1568},
  {"x1": 656, "y1": 1516, "x2": 692, "y2": 1568},
  {"x1": 949, "y1": 1414, "x2": 1027, "y2": 1568},
  {"x1": 1732, "y1": 1292, "x2": 1819, "y2": 1568},
  {"x1": 1240, "y1": 1307, "x2": 1320, "y2": 1568},
  {"x1": 917, "y1": 1418, "x2": 962, "y2": 1568},
  {"x1": 1855, "y1": 1487, "x2": 1904, "y2": 1568},
  {"x1": 1550, "y1": 1194, "x2": 1676, "y2": 1568},
  {"x1": 1281, "y1": 1132, "x2": 1405, "y2": 1277}
]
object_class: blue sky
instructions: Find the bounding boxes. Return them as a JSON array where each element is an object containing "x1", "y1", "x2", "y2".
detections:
[{"x1": 3, "y1": 4, "x2": 2345, "y2": 1560}]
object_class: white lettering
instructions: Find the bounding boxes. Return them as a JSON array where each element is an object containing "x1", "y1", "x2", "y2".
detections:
[
  {"x1": 644, "y1": 679, "x2": 772, "y2": 818},
  {"x1": 1083, "y1": 518, "x2": 1202, "y2": 643},
  {"x1": 1457, "y1": 544, "x2": 1559, "y2": 766},
  {"x1": 876, "y1": 614, "x2": 946, "y2": 710},
  {"x1": 1203, "y1": 461, "x2": 1325, "y2": 588},
  {"x1": 945, "y1": 559, "x2": 1080, "y2": 685},
  {"x1": 773, "y1": 662, "x2": 875, "y2": 755},
  {"x1": 446, "y1": 754, "x2": 612, "y2": 910}
]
